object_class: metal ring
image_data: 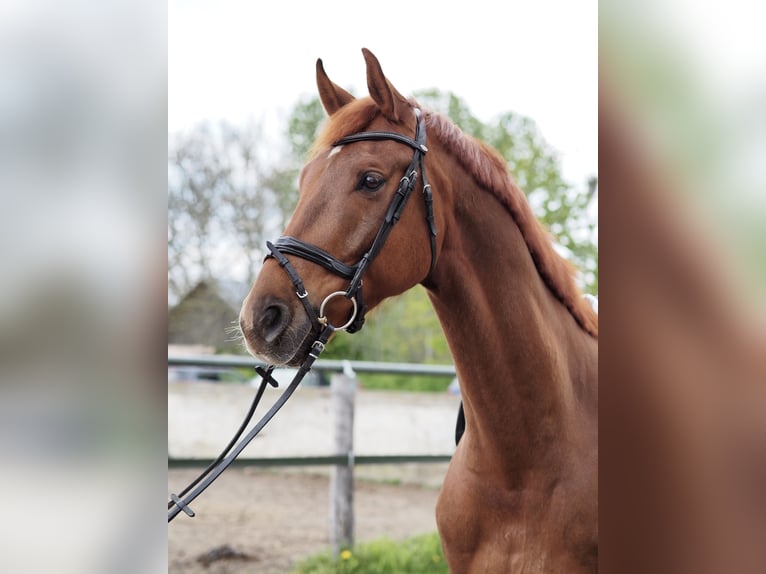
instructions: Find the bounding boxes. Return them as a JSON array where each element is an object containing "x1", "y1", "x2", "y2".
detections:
[{"x1": 318, "y1": 291, "x2": 358, "y2": 332}]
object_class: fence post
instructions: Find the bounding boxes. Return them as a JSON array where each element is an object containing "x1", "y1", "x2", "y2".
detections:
[{"x1": 329, "y1": 368, "x2": 356, "y2": 558}]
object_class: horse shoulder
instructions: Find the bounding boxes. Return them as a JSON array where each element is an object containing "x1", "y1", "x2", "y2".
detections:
[{"x1": 437, "y1": 440, "x2": 597, "y2": 573}]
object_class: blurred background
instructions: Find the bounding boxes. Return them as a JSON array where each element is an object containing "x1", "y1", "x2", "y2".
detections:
[
  {"x1": 0, "y1": 0, "x2": 166, "y2": 573},
  {"x1": 600, "y1": 0, "x2": 766, "y2": 571}
]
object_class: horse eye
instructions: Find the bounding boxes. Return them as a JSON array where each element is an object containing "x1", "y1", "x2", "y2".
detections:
[{"x1": 358, "y1": 173, "x2": 385, "y2": 192}]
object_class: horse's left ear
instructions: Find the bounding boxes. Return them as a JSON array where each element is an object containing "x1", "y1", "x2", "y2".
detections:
[
  {"x1": 362, "y1": 48, "x2": 410, "y2": 123},
  {"x1": 316, "y1": 58, "x2": 355, "y2": 116}
]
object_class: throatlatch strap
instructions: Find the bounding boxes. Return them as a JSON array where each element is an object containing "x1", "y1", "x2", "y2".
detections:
[{"x1": 420, "y1": 153, "x2": 438, "y2": 276}]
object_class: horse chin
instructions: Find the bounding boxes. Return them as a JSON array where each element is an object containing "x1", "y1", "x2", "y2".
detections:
[
  {"x1": 284, "y1": 336, "x2": 318, "y2": 367},
  {"x1": 246, "y1": 321, "x2": 316, "y2": 367}
]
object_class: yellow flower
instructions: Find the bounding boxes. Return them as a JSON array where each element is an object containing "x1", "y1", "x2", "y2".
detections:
[
  {"x1": 432, "y1": 554, "x2": 441, "y2": 563},
  {"x1": 340, "y1": 549, "x2": 352, "y2": 560}
]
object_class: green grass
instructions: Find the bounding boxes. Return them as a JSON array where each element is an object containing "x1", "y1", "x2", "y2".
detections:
[
  {"x1": 292, "y1": 532, "x2": 447, "y2": 574},
  {"x1": 357, "y1": 373, "x2": 452, "y2": 393}
]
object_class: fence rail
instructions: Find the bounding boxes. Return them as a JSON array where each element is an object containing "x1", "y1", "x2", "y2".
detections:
[
  {"x1": 169, "y1": 454, "x2": 452, "y2": 468},
  {"x1": 168, "y1": 354, "x2": 457, "y2": 377}
]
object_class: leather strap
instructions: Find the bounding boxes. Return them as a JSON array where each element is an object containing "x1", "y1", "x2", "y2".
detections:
[
  {"x1": 266, "y1": 109, "x2": 437, "y2": 335},
  {"x1": 168, "y1": 329, "x2": 333, "y2": 523},
  {"x1": 334, "y1": 130, "x2": 428, "y2": 153},
  {"x1": 273, "y1": 236, "x2": 357, "y2": 279},
  {"x1": 266, "y1": 241, "x2": 321, "y2": 331}
]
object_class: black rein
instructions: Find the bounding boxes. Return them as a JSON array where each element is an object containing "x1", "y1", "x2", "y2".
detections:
[{"x1": 168, "y1": 109, "x2": 436, "y2": 522}]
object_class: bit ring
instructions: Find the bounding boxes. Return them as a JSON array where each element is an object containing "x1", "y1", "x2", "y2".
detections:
[{"x1": 318, "y1": 291, "x2": 358, "y2": 332}]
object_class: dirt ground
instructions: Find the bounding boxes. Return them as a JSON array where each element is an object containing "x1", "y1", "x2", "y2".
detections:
[{"x1": 168, "y1": 466, "x2": 444, "y2": 573}]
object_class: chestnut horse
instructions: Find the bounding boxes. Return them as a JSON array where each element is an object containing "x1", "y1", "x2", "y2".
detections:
[{"x1": 240, "y1": 49, "x2": 598, "y2": 572}]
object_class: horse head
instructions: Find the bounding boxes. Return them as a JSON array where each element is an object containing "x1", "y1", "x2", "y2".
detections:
[{"x1": 240, "y1": 49, "x2": 444, "y2": 365}]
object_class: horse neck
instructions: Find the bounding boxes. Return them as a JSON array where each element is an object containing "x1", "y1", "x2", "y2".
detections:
[{"x1": 426, "y1": 160, "x2": 597, "y2": 475}]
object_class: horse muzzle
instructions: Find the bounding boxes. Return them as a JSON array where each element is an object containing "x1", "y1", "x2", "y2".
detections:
[{"x1": 239, "y1": 291, "x2": 314, "y2": 366}]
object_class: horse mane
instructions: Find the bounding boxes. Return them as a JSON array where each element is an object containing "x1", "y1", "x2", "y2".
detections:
[
  {"x1": 310, "y1": 99, "x2": 598, "y2": 337},
  {"x1": 425, "y1": 110, "x2": 598, "y2": 338}
]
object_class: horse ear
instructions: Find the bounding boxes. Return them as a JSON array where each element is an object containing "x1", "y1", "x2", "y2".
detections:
[
  {"x1": 316, "y1": 58, "x2": 355, "y2": 116},
  {"x1": 362, "y1": 48, "x2": 409, "y2": 122}
]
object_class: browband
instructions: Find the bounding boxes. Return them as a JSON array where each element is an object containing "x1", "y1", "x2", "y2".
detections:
[{"x1": 334, "y1": 131, "x2": 428, "y2": 153}]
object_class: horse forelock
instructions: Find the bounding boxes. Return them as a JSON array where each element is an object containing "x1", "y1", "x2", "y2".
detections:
[
  {"x1": 425, "y1": 111, "x2": 598, "y2": 338},
  {"x1": 309, "y1": 99, "x2": 380, "y2": 159}
]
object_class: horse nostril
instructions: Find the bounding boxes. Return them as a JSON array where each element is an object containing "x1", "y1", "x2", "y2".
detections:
[
  {"x1": 263, "y1": 305, "x2": 280, "y2": 328},
  {"x1": 259, "y1": 301, "x2": 290, "y2": 343}
]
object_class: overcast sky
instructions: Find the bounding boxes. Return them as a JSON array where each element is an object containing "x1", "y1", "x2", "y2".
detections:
[{"x1": 169, "y1": 0, "x2": 597, "y2": 185}]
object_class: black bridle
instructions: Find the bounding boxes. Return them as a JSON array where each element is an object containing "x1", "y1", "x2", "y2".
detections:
[
  {"x1": 266, "y1": 108, "x2": 437, "y2": 334},
  {"x1": 168, "y1": 109, "x2": 436, "y2": 523}
]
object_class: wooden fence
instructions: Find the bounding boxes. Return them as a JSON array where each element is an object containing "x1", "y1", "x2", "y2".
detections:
[{"x1": 168, "y1": 354, "x2": 457, "y2": 555}]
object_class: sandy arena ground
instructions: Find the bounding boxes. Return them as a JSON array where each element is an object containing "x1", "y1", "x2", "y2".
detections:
[{"x1": 168, "y1": 466, "x2": 445, "y2": 573}]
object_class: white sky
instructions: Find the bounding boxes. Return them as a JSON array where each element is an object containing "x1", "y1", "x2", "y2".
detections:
[{"x1": 169, "y1": 0, "x2": 597, "y2": 185}]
